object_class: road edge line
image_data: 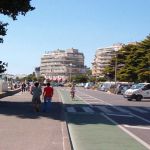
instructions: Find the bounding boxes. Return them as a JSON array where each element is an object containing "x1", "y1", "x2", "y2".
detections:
[{"x1": 102, "y1": 113, "x2": 150, "y2": 150}]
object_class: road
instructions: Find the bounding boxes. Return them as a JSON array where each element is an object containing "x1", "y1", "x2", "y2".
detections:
[
  {"x1": 57, "y1": 87, "x2": 150, "y2": 150},
  {"x1": 1, "y1": 87, "x2": 150, "y2": 150}
]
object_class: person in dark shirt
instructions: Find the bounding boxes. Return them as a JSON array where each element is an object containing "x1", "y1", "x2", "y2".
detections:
[{"x1": 21, "y1": 82, "x2": 26, "y2": 93}]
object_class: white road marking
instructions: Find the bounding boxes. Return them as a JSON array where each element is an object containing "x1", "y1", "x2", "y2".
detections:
[
  {"x1": 130, "y1": 107, "x2": 148, "y2": 113},
  {"x1": 113, "y1": 106, "x2": 131, "y2": 113},
  {"x1": 76, "y1": 90, "x2": 150, "y2": 148},
  {"x1": 107, "y1": 114, "x2": 133, "y2": 117},
  {"x1": 124, "y1": 125, "x2": 150, "y2": 130},
  {"x1": 75, "y1": 95, "x2": 93, "y2": 107},
  {"x1": 82, "y1": 107, "x2": 94, "y2": 113},
  {"x1": 77, "y1": 91, "x2": 112, "y2": 105},
  {"x1": 131, "y1": 113, "x2": 150, "y2": 124},
  {"x1": 66, "y1": 107, "x2": 76, "y2": 113},
  {"x1": 103, "y1": 114, "x2": 150, "y2": 150},
  {"x1": 59, "y1": 88, "x2": 150, "y2": 149},
  {"x1": 143, "y1": 107, "x2": 150, "y2": 112},
  {"x1": 95, "y1": 106, "x2": 113, "y2": 114}
]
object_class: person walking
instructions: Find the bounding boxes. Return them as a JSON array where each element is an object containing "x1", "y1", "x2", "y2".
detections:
[
  {"x1": 21, "y1": 82, "x2": 26, "y2": 93},
  {"x1": 42, "y1": 82, "x2": 53, "y2": 112},
  {"x1": 30, "y1": 82, "x2": 42, "y2": 112}
]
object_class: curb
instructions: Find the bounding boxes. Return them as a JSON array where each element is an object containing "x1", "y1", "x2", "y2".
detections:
[
  {"x1": 55, "y1": 89, "x2": 72, "y2": 150},
  {"x1": 57, "y1": 90, "x2": 74, "y2": 150}
]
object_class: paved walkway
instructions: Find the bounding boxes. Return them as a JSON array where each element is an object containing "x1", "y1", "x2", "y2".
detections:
[{"x1": 0, "y1": 89, "x2": 71, "y2": 150}]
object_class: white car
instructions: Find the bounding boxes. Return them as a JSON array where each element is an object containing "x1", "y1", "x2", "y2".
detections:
[{"x1": 124, "y1": 83, "x2": 150, "y2": 101}]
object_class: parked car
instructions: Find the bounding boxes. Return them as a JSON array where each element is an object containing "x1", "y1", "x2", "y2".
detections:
[
  {"x1": 84, "y1": 82, "x2": 94, "y2": 89},
  {"x1": 98, "y1": 82, "x2": 115, "y2": 92},
  {"x1": 76, "y1": 83, "x2": 85, "y2": 87},
  {"x1": 116, "y1": 83, "x2": 133, "y2": 94},
  {"x1": 120, "y1": 85, "x2": 132, "y2": 95},
  {"x1": 123, "y1": 83, "x2": 150, "y2": 101}
]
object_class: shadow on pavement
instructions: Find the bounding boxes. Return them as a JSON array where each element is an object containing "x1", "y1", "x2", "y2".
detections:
[
  {"x1": 0, "y1": 100, "x2": 64, "y2": 120},
  {"x1": 63, "y1": 103, "x2": 150, "y2": 127},
  {"x1": 0, "y1": 99, "x2": 150, "y2": 127}
]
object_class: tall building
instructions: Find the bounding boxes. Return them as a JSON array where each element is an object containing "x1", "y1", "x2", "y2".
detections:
[
  {"x1": 40, "y1": 48, "x2": 85, "y2": 81},
  {"x1": 92, "y1": 43, "x2": 123, "y2": 77}
]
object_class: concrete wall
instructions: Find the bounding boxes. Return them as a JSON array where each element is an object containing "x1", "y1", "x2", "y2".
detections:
[{"x1": 0, "y1": 80, "x2": 8, "y2": 92}]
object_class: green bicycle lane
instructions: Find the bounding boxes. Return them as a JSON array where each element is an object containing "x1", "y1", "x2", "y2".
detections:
[{"x1": 57, "y1": 88, "x2": 148, "y2": 150}]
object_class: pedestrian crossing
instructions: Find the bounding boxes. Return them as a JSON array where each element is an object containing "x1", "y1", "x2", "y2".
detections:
[{"x1": 66, "y1": 105, "x2": 150, "y2": 115}]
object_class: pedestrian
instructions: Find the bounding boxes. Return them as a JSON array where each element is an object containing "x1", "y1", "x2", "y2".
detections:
[
  {"x1": 21, "y1": 82, "x2": 26, "y2": 93},
  {"x1": 42, "y1": 82, "x2": 53, "y2": 112},
  {"x1": 30, "y1": 82, "x2": 42, "y2": 112}
]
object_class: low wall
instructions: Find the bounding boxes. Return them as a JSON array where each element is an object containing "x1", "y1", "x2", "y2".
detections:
[
  {"x1": 0, "y1": 88, "x2": 21, "y2": 99},
  {"x1": 0, "y1": 80, "x2": 8, "y2": 92}
]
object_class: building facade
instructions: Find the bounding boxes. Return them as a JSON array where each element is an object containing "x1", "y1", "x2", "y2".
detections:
[
  {"x1": 92, "y1": 44, "x2": 123, "y2": 77},
  {"x1": 40, "y1": 48, "x2": 85, "y2": 81}
]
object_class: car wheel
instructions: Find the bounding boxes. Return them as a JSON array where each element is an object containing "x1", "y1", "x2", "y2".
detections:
[
  {"x1": 136, "y1": 95, "x2": 142, "y2": 101},
  {"x1": 127, "y1": 98, "x2": 132, "y2": 101}
]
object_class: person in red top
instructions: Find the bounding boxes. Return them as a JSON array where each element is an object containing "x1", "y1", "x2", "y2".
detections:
[{"x1": 43, "y1": 82, "x2": 53, "y2": 112}]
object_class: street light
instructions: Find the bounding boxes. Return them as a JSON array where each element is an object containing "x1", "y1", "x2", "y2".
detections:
[
  {"x1": 114, "y1": 53, "x2": 118, "y2": 86},
  {"x1": 69, "y1": 63, "x2": 72, "y2": 83},
  {"x1": 114, "y1": 49, "x2": 118, "y2": 94},
  {"x1": 114, "y1": 50, "x2": 126, "y2": 86}
]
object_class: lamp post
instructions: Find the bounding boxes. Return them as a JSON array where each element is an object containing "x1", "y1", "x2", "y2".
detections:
[
  {"x1": 69, "y1": 63, "x2": 72, "y2": 83},
  {"x1": 114, "y1": 53, "x2": 117, "y2": 86},
  {"x1": 114, "y1": 49, "x2": 118, "y2": 94}
]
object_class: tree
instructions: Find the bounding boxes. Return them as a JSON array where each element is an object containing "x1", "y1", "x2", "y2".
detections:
[
  {"x1": 0, "y1": 61, "x2": 7, "y2": 73},
  {"x1": 0, "y1": 0, "x2": 35, "y2": 43},
  {"x1": 104, "y1": 35, "x2": 150, "y2": 82},
  {"x1": 0, "y1": 0, "x2": 34, "y2": 73},
  {"x1": 72, "y1": 74, "x2": 88, "y2": 83}
]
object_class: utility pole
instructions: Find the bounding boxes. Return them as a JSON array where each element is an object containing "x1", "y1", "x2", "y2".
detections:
[{"x1": 114, "y1": 53, "x2": 117, "y2": 86}]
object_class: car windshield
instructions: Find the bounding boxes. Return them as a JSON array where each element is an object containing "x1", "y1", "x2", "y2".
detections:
[{"x1": 130, "y1": 84, "x2": 145, "y2": 89}]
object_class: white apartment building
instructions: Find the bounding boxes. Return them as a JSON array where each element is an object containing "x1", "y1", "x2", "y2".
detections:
[
  {"x1": 40, "y1": 48, "x2": 85, "y2": 81},
  {"x1": 92, "y1": 43, "x2": 123, "y2": 77}
]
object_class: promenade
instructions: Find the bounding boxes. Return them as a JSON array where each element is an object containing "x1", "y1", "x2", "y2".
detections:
[
  {"x1": 0, "y1": 89, "x2": 71, "y2": 150},
  {"x1": 1, "y1": 87, "x2": 149, "y2": 150}
]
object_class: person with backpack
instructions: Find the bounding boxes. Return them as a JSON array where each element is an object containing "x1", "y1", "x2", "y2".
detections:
[{"x1": 42, "y1": 82, "x2": 54, "y2": 112}]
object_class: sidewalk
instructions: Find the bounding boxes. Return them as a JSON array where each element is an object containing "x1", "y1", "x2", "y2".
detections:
[{"x1": 0, "y1": 89, "x2": 71, "y2": 150}]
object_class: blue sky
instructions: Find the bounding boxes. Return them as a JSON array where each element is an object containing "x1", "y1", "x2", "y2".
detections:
[{"x1": 1, "y1": 0, "x2": 150, "y2": 75}]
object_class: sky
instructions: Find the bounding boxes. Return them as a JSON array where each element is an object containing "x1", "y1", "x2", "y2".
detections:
[{"x1": 1, "y1": 0, "x2": 150, "y2": 75}]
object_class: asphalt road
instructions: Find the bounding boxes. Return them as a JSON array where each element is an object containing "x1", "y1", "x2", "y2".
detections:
[
  {"x1": 0, "y1": 90, "x2": 71, "y2": 150},
  {"x1": 57, "y1": 87, "x2": 150, "y2": 150}
]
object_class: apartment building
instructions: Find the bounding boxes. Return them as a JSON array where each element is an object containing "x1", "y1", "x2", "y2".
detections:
[
  {"x1": 40, "y1": 48, "x2": 85, "y2": 81},
  {"x1": 92, "y1": 44, "x2": 123, "y2": 77}
]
